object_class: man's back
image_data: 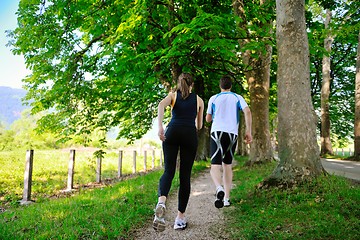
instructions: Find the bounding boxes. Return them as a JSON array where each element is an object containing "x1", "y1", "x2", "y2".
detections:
[{"x1": 207, "y1": 92, "x2": 247, "y2": 135}]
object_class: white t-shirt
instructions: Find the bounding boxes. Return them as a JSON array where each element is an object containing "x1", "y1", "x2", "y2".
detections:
[{"x1": 206, "y1": 92, "x2": 248, "y2": 135}]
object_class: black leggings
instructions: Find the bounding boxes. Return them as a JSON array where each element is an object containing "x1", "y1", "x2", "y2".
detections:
[{"x1": 158, "y1": 125, "x2": 198, "y2": 213}]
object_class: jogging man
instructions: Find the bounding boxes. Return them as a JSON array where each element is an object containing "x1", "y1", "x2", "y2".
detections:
[{"x1": 206, "y1": 75, "x2": 252, "y2": 208}]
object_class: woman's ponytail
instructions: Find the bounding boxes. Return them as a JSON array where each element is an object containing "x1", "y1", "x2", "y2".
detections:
[{"x1": 178, "y1": 73, "x2": 194, "y2": 99}]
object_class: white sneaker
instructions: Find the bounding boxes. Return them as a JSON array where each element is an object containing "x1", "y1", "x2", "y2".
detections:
[
  {"x1": 224, "y1": 198, "x2": 231, "y2": 207},
  {"x1": 214, "y1": 186, "x2": 225, "y2": 208},
  {"x1": 173, "y1": 217, "x2": 187, "y2": 230},
  {"x1": 153, "y1": 202, "x2": 166, "y2": 232}
]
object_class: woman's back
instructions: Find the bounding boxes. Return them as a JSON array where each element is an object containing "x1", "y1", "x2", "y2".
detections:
[{"x1": 169, "y1": 90, "x2": 197, "y2": 127}]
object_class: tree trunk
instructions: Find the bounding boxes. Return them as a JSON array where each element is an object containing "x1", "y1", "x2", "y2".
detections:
[
  {"x1": 195, "y1": 75, "x2": 209, "y2": 161},
  {"x1": 262, "y1": 0, "x2": 324, "y2": 187},
  {"x1": 237, "y1": 111, "x2": 249, "y2": 156},
  {"x1": 196, "y1": 125, "x2": 210, "y2": 161},
  {"x1": 245, "y1": 45, "x2": 275, "y2": 165},
  {"x1": 233, "y1": 0, "x2": 275, "y2": 165},
  {"x1": 233, "y1": 0, "x2": 248, "y2": 157},
  {"x1": 320, "y1": 9, "x2": 334, "y2": 156},
  {"x1": 354, "y1": 30, "x2": 360, "y2": 159}
]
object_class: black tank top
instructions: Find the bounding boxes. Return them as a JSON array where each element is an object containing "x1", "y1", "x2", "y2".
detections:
[{"x1": 168, "y1": 90, "x2": 197, "y2": 127}]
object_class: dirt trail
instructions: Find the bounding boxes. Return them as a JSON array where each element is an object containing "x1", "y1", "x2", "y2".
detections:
[{"x1": 132, "y1": 170, "x2": 230, "y2": 240}]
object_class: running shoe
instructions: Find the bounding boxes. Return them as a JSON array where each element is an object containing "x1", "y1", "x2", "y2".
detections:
[
  {"x1": 224, "y1": 198, "x2": 231, "y2": 207},
  {"x1": 173, "y1": 217, "x2": 187, "y2": 230},
  {"x1": 153, "y1": 202, "x2": 166, "y2": 232},
  {"x1": 214, "y1": 186, "x2": 225, "y2": 208}
]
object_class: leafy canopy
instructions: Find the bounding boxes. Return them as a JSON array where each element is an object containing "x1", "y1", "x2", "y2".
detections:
[{"x1": 9, "y1": 0, "x2": 245, "y2": 143}]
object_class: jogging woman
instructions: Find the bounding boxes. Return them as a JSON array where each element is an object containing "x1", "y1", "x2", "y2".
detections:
[{"x1": 153, "y1": 73, "x2": 204, "y2": 231}]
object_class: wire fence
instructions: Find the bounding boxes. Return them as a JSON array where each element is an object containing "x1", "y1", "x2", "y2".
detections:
[{"x1": 20, "y1": 148, "x2": 163, "y2": 205}]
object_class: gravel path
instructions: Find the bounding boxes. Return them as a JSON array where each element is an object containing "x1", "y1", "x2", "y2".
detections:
[{"x1": 132, "y1": 169, "x2": 230, "y2": 240}]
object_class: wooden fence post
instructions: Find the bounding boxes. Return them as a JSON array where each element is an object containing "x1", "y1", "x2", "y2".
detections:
[
  {"x1": 133, "y1": 150, "x2": 137, "y2": 174},
  {"x1": 21, "y1": 150, "x2": 34, "y2": 205},
  {"x1": 143, "y1": 150, "x2": 147, "y2": 171},
  {"x1": 66, "y1": 149, "x2": 76, "y2": 191},
  {"x1": 118, "y1": 150, "x2": 123, "y2": 178},
  {"x1": 96, "y1": 156, "x2": 102, "y2": 183},
  {"x1": 152, "y1": 149, "x2": 155, "y2": 169}
]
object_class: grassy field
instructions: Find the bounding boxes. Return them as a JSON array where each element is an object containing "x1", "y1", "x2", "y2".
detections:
[
  {"x1": 1, "y1": 154, "x2": 359, "y2": 239},
  {"x1": 0, "y1": 158, "x2": 209, "y2": 239},
  {"x1": 226, "y1": 157, "x2": 360, "y2": 239},
  {"x1": 0, "y1": 148, "x2": 163, "y2": 207}
]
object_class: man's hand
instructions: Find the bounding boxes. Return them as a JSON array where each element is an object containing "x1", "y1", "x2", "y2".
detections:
[{"x1": 244, "y1": 132, "x2": 252, "y2": 144}]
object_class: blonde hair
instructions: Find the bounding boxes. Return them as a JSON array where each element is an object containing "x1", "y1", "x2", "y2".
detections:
[{"x1": 177, "y1": 73, "x2": 194, "y2": 99}]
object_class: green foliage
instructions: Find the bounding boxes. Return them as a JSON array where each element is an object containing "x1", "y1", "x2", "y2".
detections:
[
  {"x1": 0, "y1": 130, "x2": 15, "y2": 151},
  {"x1": 0, "y1": 110, "x2": 59, "y2": 150},
  {"x1": 307, "y1": 0, "x2": 360, "y2": 143},
  {"x1": 8, "y1": 0, "x2": 275, "y2": 146},
  {"x1": 7, "y1": 0, "x2": 358, "y2": 148},
  {"x1": 9, "y1": 0, "x2": 273, "y2": 144},
  {"x1": 0, "y1": 107, "x2": 133, "y2": 150}
]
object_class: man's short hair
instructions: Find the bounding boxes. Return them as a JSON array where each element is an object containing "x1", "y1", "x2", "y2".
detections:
[{"x1": 220, "y1": 75, "x2": 232, "y2": 90}]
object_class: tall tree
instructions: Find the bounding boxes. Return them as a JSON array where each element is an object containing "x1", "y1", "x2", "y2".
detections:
[
  {"x1": 263, "y1": 0, "x2": 324, "y2": 186},
  {"x1": 233, "y1": 0, "x2": 275, "y2": 165},
  {"x1": 320, "y1": 9, "x2": 334, "y2": 155},
  {"x1": 354, "y1": 30, "x2": 360, "y2": 159},
  {"x1": 308, "y1": 0, "x2": 359, "y2": 149},
  {"x1": 8, "y1": 0, "x2": 240, "y2": 147}
]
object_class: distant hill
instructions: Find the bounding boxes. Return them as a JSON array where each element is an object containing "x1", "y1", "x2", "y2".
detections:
[{"x1": 0, "y1": 86, "x2": 28, "y2": 126}]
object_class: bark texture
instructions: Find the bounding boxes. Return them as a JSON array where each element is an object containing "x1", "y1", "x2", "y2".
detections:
[
  {"x1": 237, "y1": 112, "x2": 249, "y2": 156},
  {"x1": 354, "y1": 30, "x2": 360, "y2": 159},
  {"x1": 233, "y1": 0, "x2": 274, "y2": 165},
  {"x1": 320, "y1": 9, "x2": 334, "y2": 156},
  {"x1": 244, "y1": 45, "x2": 274, "y2": 165},
  {"x1": 263, "y1": 0, "x2": 324, "y2": 186},
  {"x1": 196, "y1": 125, "x2": 210, "y2": 161}
]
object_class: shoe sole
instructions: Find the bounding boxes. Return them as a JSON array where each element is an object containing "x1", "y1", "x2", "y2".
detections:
[
  {"x1": 155, "y1": 204, "x2": 165, "y2": 218},
  {"x1": 216, "y1": 189, "x2": 225, "y2": 200},
  {"x1": 215, "y1": 199, "x2": 224, "y2": 208},
  {"x1": 215, "y1": 189, "x2": 225, "y2": 208},
  {"x1": 153, "y1": 205, "x2": 166, "y2": 232},
  {"x1": 153, "y1": 217, "x2": 166, "y2": 232}
]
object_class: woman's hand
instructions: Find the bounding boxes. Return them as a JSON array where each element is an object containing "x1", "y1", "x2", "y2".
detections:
[
  {"x1": 158, "y1": 125, "x2": 166, "y2": 141},
  {"x1": 157, "y1": 92, "x2": 173, "y2": 142}
]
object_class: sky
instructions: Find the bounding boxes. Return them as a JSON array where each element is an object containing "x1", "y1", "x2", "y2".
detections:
[{"x1": 0, "y1": 0, "x2": 30, "y2": 89}]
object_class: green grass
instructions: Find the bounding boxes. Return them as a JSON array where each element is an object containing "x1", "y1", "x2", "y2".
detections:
[
  {"x1": 1, "y1": 154, "x2": 359, "y2": 239},
  {"x1": 225, "y1": 156, "x2": 360, "y2": 239},
  {"x1": 0, "y1": 159, "x2": 209, "y2": 239},
  {"x1": 0, "y1": 149, "x2": 163, "y2": 206}
]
